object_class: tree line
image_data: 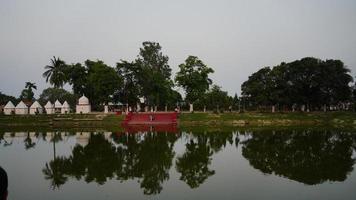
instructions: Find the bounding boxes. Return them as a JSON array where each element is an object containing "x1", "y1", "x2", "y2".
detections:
[
  {"x1": 241, "y1": 57, "x2": 354, "y2": 112},
  {"x1": 1, "y1": 42, "x2": 355, "y2": 112}
]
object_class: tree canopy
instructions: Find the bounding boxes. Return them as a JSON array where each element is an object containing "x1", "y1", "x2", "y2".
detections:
[
  {"x1": 175, "y1": 56, "x2": 214, "y2": 104},
  {"x1": 241, "y1": 57, "x2": 353, "y2": 111}
]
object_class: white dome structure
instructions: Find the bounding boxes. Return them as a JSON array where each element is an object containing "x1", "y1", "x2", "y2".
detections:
[
  {"x1": 76, "y1": 95, "x2": 91, "y2": 114},
  {"x1": 4, "y1": 101, "x2": 15, "y2": 115},
  {"x1": 30, "y1": 101, "x2": 43, "y2": 115},
  {"x1": 54, "y1": 100, "x2": 62, "y2": 113},
  {"x1": 44, "y1": 101, "x2": 54, "y2": 114},
  {"x1": 61, "y1": 101, "x2": 70, "y2": 114},
  {"x1": 78, "y1": 95, "x2": 89, "y2": 105},
  {"x1": 15, "y1": 101, "x2": 29, "y2": 115}
]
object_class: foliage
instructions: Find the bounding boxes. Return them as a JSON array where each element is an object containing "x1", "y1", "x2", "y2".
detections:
[
  {"x1": 175, "y1": 56, "x2": 214, "y2": 104},
  {"x1": 19, "y1": 82, "x2": 37, "y2": 102},
  {"x1": 0, "y1": 91, "x2": 17, "y2": 105},
  {"x1": 84, "y1": 60, "x2": 122, "y2": 106},
  {"x1": 135, "y1": 41, "x2": 173, "y2": 107},
  {"x1": 43, "y1": 56, "x2": 68, "y2": 88},
  {"x1": 115, "y1": 60, "x2": 142, "y2": 106},
  {"x1": 39, "y1": 87, "x2": 77, "y2": 108},
  {"x1": 241, "y1": 57, "x2": 353, "y2": 111}
]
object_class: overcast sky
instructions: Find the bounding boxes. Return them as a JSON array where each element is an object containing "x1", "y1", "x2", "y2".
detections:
[{"x1": 1, "y1": 0, "x2": 355, "y2": 97}]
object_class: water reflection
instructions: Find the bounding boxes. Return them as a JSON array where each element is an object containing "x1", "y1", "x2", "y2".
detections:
[
  {"x1": 241, "y1": 130, "x2": 356, "y2": 185},
  {"x1": 1, "y1": 128, "x2": 356, "y2": 196}
]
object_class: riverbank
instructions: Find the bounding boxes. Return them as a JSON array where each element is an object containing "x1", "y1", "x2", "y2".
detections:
[
  {"x1": 1, "y1": 112, "x2": 356, "y2": 130},
  {"x1": 179, "y1": 112, "x2": 356, "y2": 128}
]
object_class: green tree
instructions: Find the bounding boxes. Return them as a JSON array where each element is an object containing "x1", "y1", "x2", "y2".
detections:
[
  {"x1": 67, "y1": 63, "x2": 88, "y2": 95},
  {"x1": 116, "y1": 60, "x2": 142, "y2": 106},
  {"x1": 0, "y1": 91, "x2": 17, "y2": 105},
  {"x1": 175, "y1": 56, "x2": 214, "y2": 112},
  {"x1": 19, "y1": 82, "x2": 37, "y2": 101},
  {"x1": 42, "y1": 56, "x2": 69, "y2": 88},
  {"x1": 39, "y1": 87, "x2": 77, "y2": 108},
  {"x1": 85, "y1": 60, "x2": 122, "y2": 107},
  {"x1": 136, "y1": 41, "x2": 173, "y2": 109}
]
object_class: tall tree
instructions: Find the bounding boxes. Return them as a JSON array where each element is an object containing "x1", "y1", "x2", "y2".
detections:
[
  {"x1": 136, "y1": 41, "x2": 173, "y2": 109},
  {"x1": 175, "y1": 56, "x2": 214, "y2": 112},
  {"x1": 116, "y1": 60, "x2": 142, "y2": 106},
  {"x1": 43, "y1": 56, "x2": 68, "y2": 88}
]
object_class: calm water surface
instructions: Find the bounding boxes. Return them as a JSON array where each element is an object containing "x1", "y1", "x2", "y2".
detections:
[{"x1": 0, "y1": 127, "x2": 356, "y2": 200}]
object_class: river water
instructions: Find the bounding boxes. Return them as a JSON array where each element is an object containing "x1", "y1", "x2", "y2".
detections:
[{"x1": 0, "y1": 127, "x2": 356, "y2": 200}]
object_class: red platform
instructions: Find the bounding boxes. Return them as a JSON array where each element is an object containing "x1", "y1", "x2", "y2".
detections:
[{"x1": 122, "y1": 112, "x2": 178, "y2": 125}]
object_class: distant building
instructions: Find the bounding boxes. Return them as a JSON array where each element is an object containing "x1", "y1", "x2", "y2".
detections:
[
  {"x1": 15, "y1": 101, "x2": 29, "y2": 115},
  {"x1": 29, "y1": 101, "x2": 43, "y2": 115},
  {"x1": 61, "y1": 101, "x2": 70, "y2": 114},
  {"x1": 44, "y1": 101, "x2": 54, "y2": 114},
  {"x1": 3, "y1": 101, "x2": 15, "y2": 115},
  {"x1": 76, "y1": 95, "x2": 91, "y2": 114},
  {"x1": 54, "y1": 100, "x2": 62, "y2": 113}
]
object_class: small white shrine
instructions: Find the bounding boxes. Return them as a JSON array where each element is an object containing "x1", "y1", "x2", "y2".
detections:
[
  {"x1": 4, "y1": 101, "x2": 15, "y2": 115},
  {"x1": 76, "y1": 95, "x2": 91, "y2": 114},
  {"x1": 61, "y1": 101, "x2": 70, "y2": 114},
  {"x1": 29, "y1": 101, "x2": 43, "y2": 115},
  {"x1": 44, "y1": 101, "x2": 54, "y2": 114},
  {"x1": 15, "y1": 101, "x2": 29, "y2": 115},
  {"x1": 54, "y1": 100, "x2": 62, "y2": 113}
]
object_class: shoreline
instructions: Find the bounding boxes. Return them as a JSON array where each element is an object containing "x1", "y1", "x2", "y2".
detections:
[{"x1": 1, "y1": 112, "x2": 356, "y2": 130}]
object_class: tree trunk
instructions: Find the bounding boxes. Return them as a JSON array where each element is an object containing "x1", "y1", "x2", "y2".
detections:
[{"x1": 189, "y1": 103, "x2": 194, "y2": 113}]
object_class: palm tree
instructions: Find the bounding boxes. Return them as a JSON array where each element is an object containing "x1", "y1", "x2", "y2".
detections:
[
  {"x1": 20, "y1": 82, "x2": 37, "y2": 101},
  {"x1": 42, "y1": 56, "x2": 68, "y2": 88},
  {"x1": 25, "y1": 82, "x2": 37, "y2": 91}
]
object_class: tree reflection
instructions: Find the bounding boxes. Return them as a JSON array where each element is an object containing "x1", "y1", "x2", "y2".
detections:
[
  {"x1": 113, "y1": 132, "x2": 178, "y2": 195},
  {"x1": 42, "y1": 157, "x2": 68, "y2": 189},
  {"x1": 24, "y1": 132, "x2": 36, "y2": 150},
  {"x1": 176, "y1": 138, "x2": 215, "y2": 188},
  {"x1": 241, "y1": 129, "x2": 356, "y2": 185},
  {"x1": 42, "y1": 131, "x2": 178, "y2": 195},
  {"x1": 175, "y1": 130, "x2": 233, "y2": 188}
]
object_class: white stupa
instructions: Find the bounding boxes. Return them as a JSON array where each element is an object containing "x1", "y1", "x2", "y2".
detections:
[
  {"x1": 61, "y1": 101, "x2": 70, "y2": 114},
  {"x1": 44, "y1": 101, "x2": 54, "y2": 114},
  {"x1": 29, "y1": 101, "x2": 43, "y2": 115},
  {"x1": 54, "y1": 100, "x2": 62, "y2": 113},
  {"x1": 15, "y1": 101, "x2": 29, "y2": 115},
  {"x1": 76, "y1": 95, "x2": 91, "y2": 114},
  {"x1": 3, "y1": 101, "x2": 15, "y2": 115}
]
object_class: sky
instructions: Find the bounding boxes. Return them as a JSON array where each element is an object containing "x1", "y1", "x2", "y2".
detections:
[{"x1": 0, "y1": 0, "x2": 356, "y2": 98}]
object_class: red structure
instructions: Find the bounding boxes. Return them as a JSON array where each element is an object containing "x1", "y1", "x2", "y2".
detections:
[{"x1": 122, "y1": 112, "x2": 178, "y2": 125}]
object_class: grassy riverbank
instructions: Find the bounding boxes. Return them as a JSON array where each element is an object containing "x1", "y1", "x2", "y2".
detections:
[
  {"x1": 1, "y1": 112, "x2": 356, "y2": 130},
  {"x1": 179, "y1": 112, "x2": 356, "y2": 128}
]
